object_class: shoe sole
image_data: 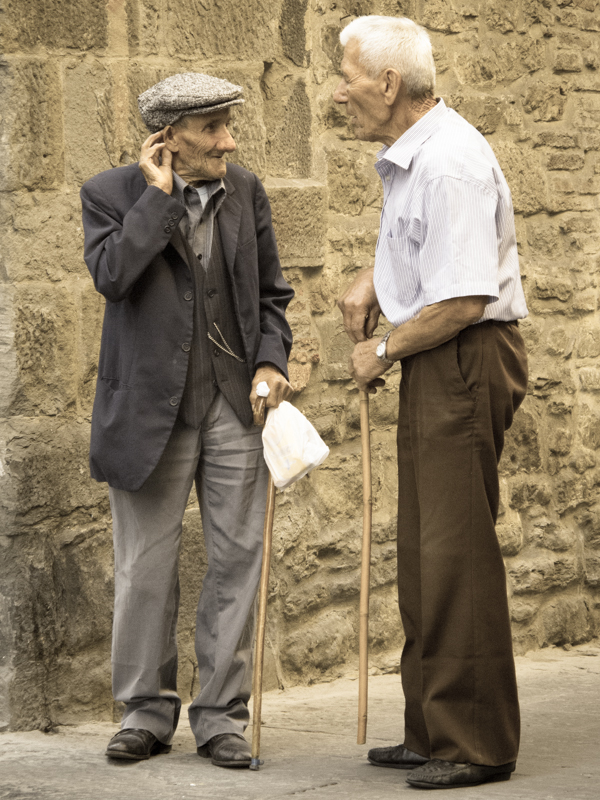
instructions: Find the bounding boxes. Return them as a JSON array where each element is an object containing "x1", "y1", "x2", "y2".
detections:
[
  {"x1": 105, "y1": 743, "x2": 171, "y2": 761},
  {"x1": 407, "y1": 772, "x2": 512, "y2": 789},
  {"x1": 197, "y1": 744, "x2": 251, "y2": 767},
  {"x1": 368, "y1": 758, "x2": 423, "y2": 770},
  {"x1": 211, "y1": 758, "x2": 251, "y2": 768}
]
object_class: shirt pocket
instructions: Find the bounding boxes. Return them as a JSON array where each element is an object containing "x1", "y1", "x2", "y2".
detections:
[{"x1": 385, "y1": 229, "x2": 421, "y2": 306}]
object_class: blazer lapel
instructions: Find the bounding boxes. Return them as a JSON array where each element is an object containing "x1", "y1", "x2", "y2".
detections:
[
  {"x1": 169, "y1": 225, "x2": 189, "y2": 266},
  {"x1": 218, "y1": 176, "x2": 242, "y2": 282}
]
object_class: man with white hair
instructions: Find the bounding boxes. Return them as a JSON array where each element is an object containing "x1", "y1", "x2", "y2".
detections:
[{"x1": 334, "y1": 16, "x2": 528, "y2": 789}]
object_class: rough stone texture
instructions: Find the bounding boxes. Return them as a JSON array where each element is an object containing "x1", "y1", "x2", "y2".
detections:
[{"x1": 1, "y1": 0, "x2": 599, "y2": 733}]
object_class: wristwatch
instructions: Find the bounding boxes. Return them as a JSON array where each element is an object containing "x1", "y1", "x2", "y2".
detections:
[{"x1": 376, "y1": 331, "x2": 394, "y2": 366}]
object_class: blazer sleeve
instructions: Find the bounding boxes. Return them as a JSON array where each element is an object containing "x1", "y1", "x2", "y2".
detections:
[
  {"x1": 80, "y1": 178, "x2": 185, "y2": 302},
  {"x1": 252, "y1": 174, "x2": 294, "y2": 377}
]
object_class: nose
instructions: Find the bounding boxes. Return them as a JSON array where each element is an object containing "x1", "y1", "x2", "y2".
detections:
[
  {"x1": 333, "y1": 79, "x2": 347, "y2": 104},
  {"x1": 219, "y1": 128, "x2": 236, "y2": 153}
]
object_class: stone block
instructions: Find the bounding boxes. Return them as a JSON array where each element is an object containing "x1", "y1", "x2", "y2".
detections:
[
  {"x1": 580, "y1": 407, "x2": 600, "y2": 451},
  {"x1": 0, "y1": 0, "x2": 108, "y2": 53},
  {"x1": 547, "y1": 151, "x2": 585, "y2": 171},
  {"x1": 580, "y1": 369, "x2": 600, "y2": 393},
  {"x1": 508, "y1": 555, "x2": 581, "y2": 595},
  {"x1": 3, "y1": 418, "x2": 107, "y2": 527},
  {"x1": 280, "y1": 609, "x2": 356, "y2": 676},
  {"x1": 522, "y1": 83, "x2": 567, "y2": 122},
  {"x1": 448, "y1": 94, "x2": 506, "y2": 135},
  {"x1": 262, "y1": 67, "x2": 312, "y2": 179},
  {"x1": 368, "y1": 589, "x2": 404, "y2": 652},
  {"x1": 576, "y1": 327, "x2": 600, "y2": 359},
  {"x1": 531, "y1": 520, "x2": 575, "y2": 552},
  {"x1": 76, "y1": 286, "x2": 105, "y2": 419},
  {"x1": 64, "y1": 59, "x2": 116, "y2": 185},
  {"x1": 584, "y1": 553, "x2": 600, "y2": 587},
  {"x1": 281, "y1": 0, "x2": 309, "y2": 67},
  {"x1": 553, "y1": 50, "x2": 584, "y2": 72},
  {"x1": 501, "y1": 410, "x2": 542, "y2": 474},
  {"x1": 493, "y1": 142, "x2": 547, "y2": 216},
  {"x1": 326, "y1": 145, "x2": 382, "y2": 216},
  {"x1": 548, "y1": 427, "x2": 573, "y2": 456},
  {"x1": 538, "y1": 596, "x2": 592, "y2": 646},
  {"x1": 265, "y1": 178, "x2": 327, "y2": 267},
  {"x1": 0, "y1": 60, "x2": 64, "y2": 191},
  {"x1": 510, "y1": 599, "x2": 538, "y2": 625},
  {"x1": 165, "y1": 0, "x2": 279, "y2": 61},
  {"x1": 574, "y1": 93, "x2": 600, "y2": 129},
  {"x1": 527, "y1": 217, "x2": 564, "y2": 258},
  {"x1": 534, "y1": 132, "x2": 578, "y2": 149},
  {"x1": 126, "y1": 0, "x2": 161, "y2": 56},
  {"x1": 3, "y1": 191, "x2": 86, "y2": 284},
  {"x1": 10, "y1": 286, "x2": 80, "y2": 418},
  {"x1": 496, "y1": 521, "x2": 524, "y2": 556},
  {"x1": 559, "y1": 7, "x2": 600, "y2": 33}
]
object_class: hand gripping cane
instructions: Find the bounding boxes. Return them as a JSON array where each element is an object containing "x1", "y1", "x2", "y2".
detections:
[
  {"x1": 357, "y1": 388, "x2": 372, "y2": 744},
  {"x1": 250, "y1": 393, "x2": 276, "y2": 770}
]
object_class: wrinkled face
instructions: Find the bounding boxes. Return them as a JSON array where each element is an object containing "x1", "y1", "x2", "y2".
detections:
[
  {"x1": 332, "y1": 39, "x2": 387, "y2": 143},
  {"x1": 169, "y1": 108, "x2": 236, "y2": 182}
]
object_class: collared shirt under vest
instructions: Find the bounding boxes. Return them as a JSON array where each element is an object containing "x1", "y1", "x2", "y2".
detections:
[{"x1": 170, "y1": 172, "x2": 252, "y2": 429}]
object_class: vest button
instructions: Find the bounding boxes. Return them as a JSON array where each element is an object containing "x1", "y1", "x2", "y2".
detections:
[
  {"x1": 181, "y1": 342, "x2": 191, "y2": 352},
  {"x1": 184, "y1": 291, "x2": 193, "y2": 301},
  {"x1": 213, "y1": 379, "x2": 218, "y2": 387},
  {"x1": 197, "y1": 253, "x2": 203, "y2": 261},
  {"x1": 207, "y1": 289, "x2": 217, "y2": 297},
  {"x1": 169, "y1": 396, "x2": 178, "y2": 406}
]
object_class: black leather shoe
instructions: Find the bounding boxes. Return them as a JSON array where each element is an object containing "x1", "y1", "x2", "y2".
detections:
[
  {"x1": 406, "y1": 759, "x2": 516, "y2": 789},
  {"x1": 105, "y1": 728, "x2": 171, "y2": 761},
  {"x1": 368, "y1": 743, "x2": 429, "y2": 769},
  {"x1": 197, "y1": 733, "x2": 252, "y2": 768}
]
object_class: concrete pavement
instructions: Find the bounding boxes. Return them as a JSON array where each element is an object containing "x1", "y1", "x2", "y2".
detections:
[{"x1": 1, "y1": 642, "x2": 599, "y2": 800}]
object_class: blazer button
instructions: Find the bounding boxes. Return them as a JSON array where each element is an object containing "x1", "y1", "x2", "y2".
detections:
[
  {"x1": 169, "y1": 396, "x2": 179, "y2": 406},
  {"x1": 181, "y1": 342, "x2": 191, "y2": 352},
  {"x1": 213, "y1": 349, "x2": 220, "y2": 357},
  {"x1": 165, "y1": 226, "x2": 172, "y2": 233},
  {"x1": 207, "y1": 289, "x2": 217, "y2": 297},
  {"x1": 184, "y1": 291, "x2": 193, "y2": 301}
]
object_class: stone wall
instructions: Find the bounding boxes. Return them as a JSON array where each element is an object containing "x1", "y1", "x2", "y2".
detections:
[{"x1": 0, "y1": 0, "x2": 598, "y2": 731}]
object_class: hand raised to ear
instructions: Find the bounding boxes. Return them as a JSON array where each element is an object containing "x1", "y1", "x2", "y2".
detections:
[{"x1": 139, "y1": 131, "x2": 173, "y2": 195}]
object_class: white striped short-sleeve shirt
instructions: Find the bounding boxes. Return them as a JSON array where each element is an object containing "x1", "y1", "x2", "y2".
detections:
[{"x1": 373, "y1": 99, "x2": 528, "y2": 328}]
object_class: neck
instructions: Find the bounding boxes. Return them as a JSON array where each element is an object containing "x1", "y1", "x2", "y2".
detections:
[{"x1": 379, "y1": 95, "x2": 438, "y2": 147}]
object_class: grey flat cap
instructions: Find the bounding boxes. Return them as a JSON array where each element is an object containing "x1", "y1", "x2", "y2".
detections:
[{"x1": 138, "y1": 72, "x2": 244, "y2": 132}]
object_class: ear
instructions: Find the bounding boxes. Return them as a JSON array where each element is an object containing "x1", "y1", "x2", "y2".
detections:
[
  {"x1": 381, "y1": 69, "x2": 402, "y2": 107},
  {"x1": 162, "y1": 125, "x2": 180, "y2": 153}
]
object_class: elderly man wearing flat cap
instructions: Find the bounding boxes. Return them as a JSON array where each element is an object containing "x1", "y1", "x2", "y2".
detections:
[{"x1": 80, "y1": 73, "x2": 294, "y2": 767}]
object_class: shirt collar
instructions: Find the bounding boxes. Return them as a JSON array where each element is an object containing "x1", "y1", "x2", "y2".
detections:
[
  {"x1": 377, "y1": 98, "x2": 447, "y2": 171},
  {"x1": 171, "y1": 170, "x2": 225, "y2": 207}
]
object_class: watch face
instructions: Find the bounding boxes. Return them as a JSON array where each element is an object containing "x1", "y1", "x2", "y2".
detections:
[{"x1": 376, "y1": 342, "x2": 385, "y2": 358}]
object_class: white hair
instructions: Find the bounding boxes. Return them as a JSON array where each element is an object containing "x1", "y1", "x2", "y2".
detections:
[{"x1": 340, "y1": 16, "x2": 436, "y2": 99}]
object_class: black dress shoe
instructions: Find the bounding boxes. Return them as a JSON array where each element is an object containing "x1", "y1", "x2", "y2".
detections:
[
  {"x1": 197, "y1": 733, "x2": 252, "y2": 768},
  {"x1": 105, "y1": 728, "x2": 171, "y2": 761},
  {"x1": 406, "y1": 759, "x2": 516, "y2": 789},
  {"x1": 368, "y1": 743, "x2": 429, "y2": 769}
]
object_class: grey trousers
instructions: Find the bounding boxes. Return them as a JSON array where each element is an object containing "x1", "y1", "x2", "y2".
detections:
[{"x1": 108, "y1": 392, "x2": 268, "y2": 747}]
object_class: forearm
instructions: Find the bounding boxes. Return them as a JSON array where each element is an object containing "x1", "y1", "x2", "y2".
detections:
[{"x1": 386, "y1": 296, "x2": 487, "y2": 362}]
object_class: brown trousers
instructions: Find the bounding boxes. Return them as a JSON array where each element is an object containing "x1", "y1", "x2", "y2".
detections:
[{"x1": 397, "y1": 320, "x2": 528, "y2": 766}]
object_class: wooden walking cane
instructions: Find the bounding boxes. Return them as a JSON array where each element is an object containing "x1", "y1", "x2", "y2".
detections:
[
  {"x1": 357, "y1": 388, "x2": 372, "y2": 745},
  {"x1": 250, "y1": 395, "x2": 276, "y2": 770}
]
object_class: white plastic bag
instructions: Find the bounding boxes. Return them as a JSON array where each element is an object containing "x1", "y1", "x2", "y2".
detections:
[{"x1": 260, "y1": 397, "x2": 329, "y2": 489}]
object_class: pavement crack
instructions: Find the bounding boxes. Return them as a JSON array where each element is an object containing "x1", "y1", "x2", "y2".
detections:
[{"x1": 284, "y1": 782, "x2": 340, "y2": 796}]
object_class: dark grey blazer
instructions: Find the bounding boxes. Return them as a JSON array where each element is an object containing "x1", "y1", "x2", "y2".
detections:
[{"x1": 80, "y1": 163, "x2": 294, "y2": 492}]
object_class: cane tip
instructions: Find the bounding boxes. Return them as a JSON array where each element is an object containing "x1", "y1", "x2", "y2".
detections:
[{"x1": 249, "y1": 758, "x2": 263, "y2": 770}]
